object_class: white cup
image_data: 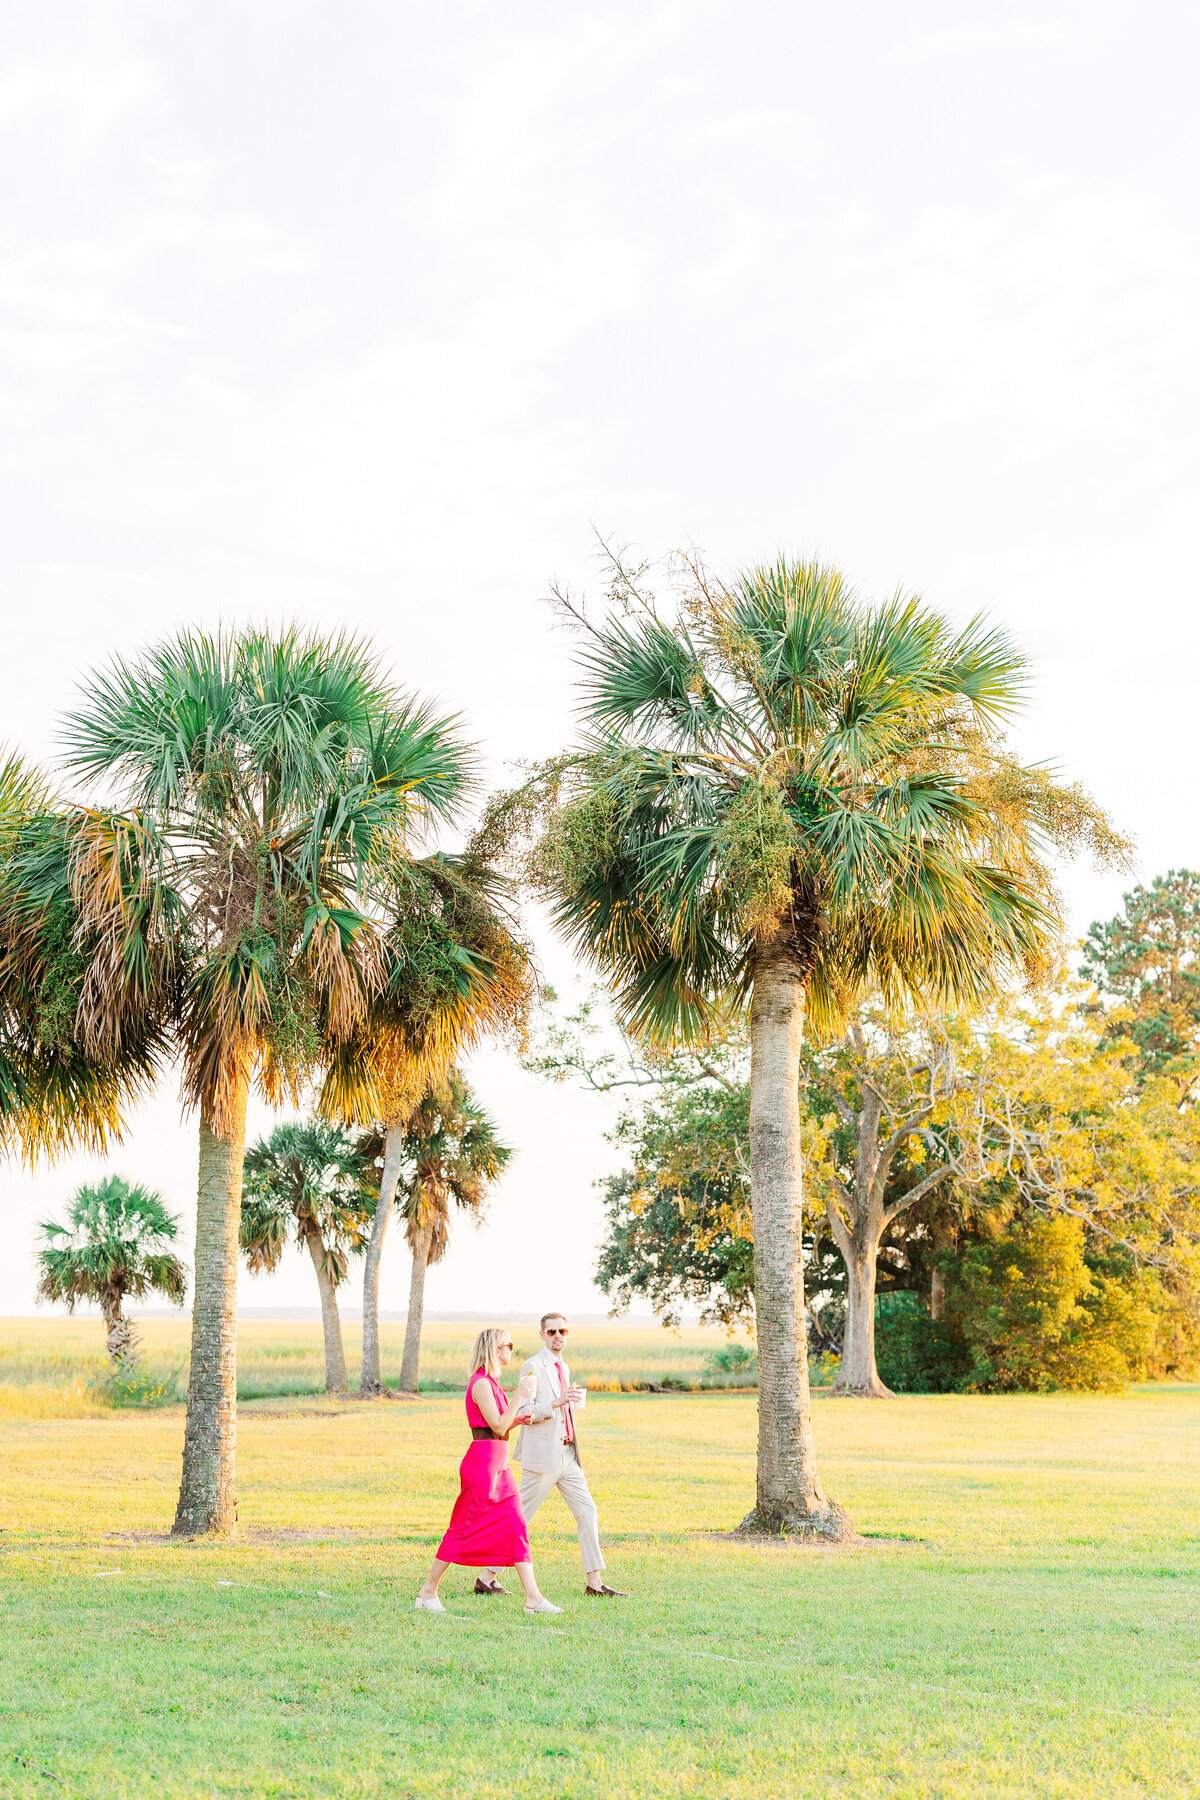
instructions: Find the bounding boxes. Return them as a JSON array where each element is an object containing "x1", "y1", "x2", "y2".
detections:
[{"x1": 571, "y1": 1385, "x2": 587, "y2": 1410}]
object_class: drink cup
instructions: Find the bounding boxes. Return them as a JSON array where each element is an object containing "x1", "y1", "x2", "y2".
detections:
[{"x1": 571, "y1": 1385, "x2": 587, "y2": 1410}]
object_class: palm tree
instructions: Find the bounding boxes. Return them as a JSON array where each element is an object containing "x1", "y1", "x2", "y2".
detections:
[
  {"x1": 36, "y1": 1176, "x2": 186, "y2": 1363},
  {"x1": 496, "y1": 552, "x2": 1123, "y2": 1536},
  {"x1": 240, "y1": 1121, "x2": 375, "y2": 1394},
  {"x1": 60, "y1": 626, "x2": 469, "y2": 1536},
  {"x1": 388, "y1": 1071, "x2": 512, "y2": 1392},
  {"x1": 320, "y1": 849, "x2": 534, "y2": 1397}
]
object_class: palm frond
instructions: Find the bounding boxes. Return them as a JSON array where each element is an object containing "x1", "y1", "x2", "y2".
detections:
[
  {"x1": 576, "y1": 613, "x2": 737, "y2": 754},
  {"x1": 61, "y1": 630, "x2": 241, "y2": 813}
]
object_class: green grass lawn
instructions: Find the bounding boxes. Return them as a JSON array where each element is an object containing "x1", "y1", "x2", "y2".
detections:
[{"x1": 3, "y1": 1375, "x2": 1200, "y2": 1798}]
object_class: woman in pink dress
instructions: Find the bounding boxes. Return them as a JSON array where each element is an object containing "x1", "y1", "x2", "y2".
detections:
[{"x1": 416, "y1": 1327, "x2": 562, "y2": 1615}]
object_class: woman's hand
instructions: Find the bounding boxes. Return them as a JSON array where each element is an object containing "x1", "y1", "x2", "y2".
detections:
[{"x1": 475, "y1": 1369, "x2": 538, "y2": 1437}]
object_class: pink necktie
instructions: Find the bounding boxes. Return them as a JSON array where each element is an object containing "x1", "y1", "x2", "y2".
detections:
[{"x1": 556, "y1": 1359, "x2": 573, "y2": 1441}]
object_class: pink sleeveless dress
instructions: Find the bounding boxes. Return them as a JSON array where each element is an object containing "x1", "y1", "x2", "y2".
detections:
[{"x1": 435, "y1": 1368, "x2": 531, "y2": 1567}]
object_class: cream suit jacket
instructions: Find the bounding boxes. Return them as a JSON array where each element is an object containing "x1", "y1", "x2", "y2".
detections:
[{"x1": 514, "y1": 1348, "x2": 577, "y2": 1474}]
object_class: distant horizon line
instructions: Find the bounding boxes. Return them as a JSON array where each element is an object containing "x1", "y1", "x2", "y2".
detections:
[{"x1": 6, "y1": 1306, "x2": 692, "y2": 1327}]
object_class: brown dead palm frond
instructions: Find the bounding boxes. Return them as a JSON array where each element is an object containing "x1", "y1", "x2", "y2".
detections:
[
  {"x1": 319, "y1": 852, "x2": 538, "y2": 1131},
  {"x1": 304, "y1": 911, "x2": 386, "y2": 1044},
  {"x1": 0, "y1": 763, "x2": 167, "y2": 1163},
  {"x1": 65, "y1": 809, "x2": 180, "y2": 1060}
]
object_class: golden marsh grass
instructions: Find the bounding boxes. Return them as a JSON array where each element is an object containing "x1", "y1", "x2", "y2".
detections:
[{"x1": 0, "y1": 1316, "x2": 758, "y2": 1417}]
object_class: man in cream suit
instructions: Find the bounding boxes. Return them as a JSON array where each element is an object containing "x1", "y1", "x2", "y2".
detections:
[{"x1": 481, "y1": 1311, "x2": 628, "y2": 1599}]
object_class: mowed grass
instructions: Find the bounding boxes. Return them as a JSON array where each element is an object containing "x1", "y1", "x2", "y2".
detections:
[
  {"x1": 0, "y1": 1318, "x2": 757, "y2": 1413},
  {"x1": 3, "y1": 1375, "x2": 1200, "y2": 1798}
]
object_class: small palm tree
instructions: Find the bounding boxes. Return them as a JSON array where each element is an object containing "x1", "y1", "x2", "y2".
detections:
[
  {"x1": 240, "y1": 1121, "x2": 375, "y2": 1394},
  {"x1": 495, "y1": 551, "x2": 1124, "y2": 1536},
  {"x1": 382, "y1": 1071, "x2": 512, "y2": 1392},
  {"x1": 59, "y1": 626, "x2": 469, "y2": 1535},
  {"x1": 36, "y1": 1176, "x2": 186, "y2": 1363}
]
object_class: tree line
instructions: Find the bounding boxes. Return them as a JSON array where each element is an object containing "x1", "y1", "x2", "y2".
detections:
[{"x1": 7, "y1": 548, "x2": 1187, "y2": 1545}]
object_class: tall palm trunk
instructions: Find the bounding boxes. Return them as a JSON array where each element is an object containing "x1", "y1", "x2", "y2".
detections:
[
  {"x1": 741, "y1": 945, "x2": 852, "y2": 1539},
  {"x1": 399, "y1": 1221, "x2": 431, "y2": 1393},
  {"x1": 360, "y1": 1119, "x2": 407, "y2": 1396},
  {"x1": 304, "y1": 1226, "x2": 348, "y2": 1395},
  {"x1": 173, "y1": 1077, "x2": 248, "y2": 1538}
]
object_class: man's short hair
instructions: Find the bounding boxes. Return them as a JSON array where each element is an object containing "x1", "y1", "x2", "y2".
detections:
[{"x1": 539, "y1": 1311, "x2": 568, "y2": 1332}]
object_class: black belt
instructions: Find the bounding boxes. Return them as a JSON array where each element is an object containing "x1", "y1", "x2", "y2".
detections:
[{"x1": 470, "y1": 1425, "x2": 502, "y2": 1440}]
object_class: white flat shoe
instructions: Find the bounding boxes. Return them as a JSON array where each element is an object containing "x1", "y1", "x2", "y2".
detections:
[
  {"x1": 524, "y1": 1599, "x2": 563, "y2": 1615},
  {"x1": 415, "y1": 1595, "x2": 446, "y2": 1613}
]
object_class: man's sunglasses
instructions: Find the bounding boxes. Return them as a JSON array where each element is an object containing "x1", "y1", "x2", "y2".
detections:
[{"x1": 545, "y1": 1326, "x2": 569, "y2": 1337}]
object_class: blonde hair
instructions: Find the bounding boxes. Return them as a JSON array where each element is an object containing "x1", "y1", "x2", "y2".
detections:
[
  {"x1": 539, "y1": 1310, "x2": 568, "y2": 1332},
  {"x1": 468, "y1": 1326, "x2": 512, "y2": 1381}
]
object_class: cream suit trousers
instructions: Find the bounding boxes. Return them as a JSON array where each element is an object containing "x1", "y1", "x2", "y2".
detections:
[{"x1": 519, "y1": 1444, "x2": 605, "y2": 1573}]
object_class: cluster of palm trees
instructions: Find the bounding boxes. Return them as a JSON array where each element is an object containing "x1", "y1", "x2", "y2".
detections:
[
  {"x1": 4, "y1": 627, "x2": 531, "y2": 1536},
  {"x1": 6, "y1": 554, "x2": 1120, "y2": 1543},
  {"x1": 36, "y1": 1073, "x2": 510, "y2": 1400},
  {"x1": 238, "y1": 1076, "x2": 511, "y2": 1396}
]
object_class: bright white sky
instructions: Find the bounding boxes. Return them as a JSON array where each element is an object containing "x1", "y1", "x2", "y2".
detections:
[{"x1": 2, "y1": 1, "x2": 1197, "y2": 1320}]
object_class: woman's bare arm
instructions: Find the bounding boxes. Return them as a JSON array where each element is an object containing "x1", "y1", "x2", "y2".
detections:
[{"x1": 471, "y1": 1374, "x2": 535, "y2": 1436}]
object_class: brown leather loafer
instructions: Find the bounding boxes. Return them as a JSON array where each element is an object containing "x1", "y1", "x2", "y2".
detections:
[
  {"x1": 584, "y1": 1582, "x2": 630, "y2": 1598},
  {"x1": 474, "y1": 1576, "x2": 509, "y2": 1595}
]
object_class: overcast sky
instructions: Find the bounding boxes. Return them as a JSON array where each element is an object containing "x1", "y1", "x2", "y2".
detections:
[{"x1": 1, "y1": 0, "x2": 1197, "y2": 1320}]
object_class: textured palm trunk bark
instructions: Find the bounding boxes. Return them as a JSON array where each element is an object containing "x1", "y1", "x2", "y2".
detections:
[
  {"x1": 103, "y1": 1303, "x2": 138, "y2": 1365},
  {"x1": 398, "y1": 1224, "x2": 431, "y2": 1394},
  {"x1": 305, "y1": 1228, "x2": 348, "y2": 1394},
  {"x1": 831, "y1": 1242, "x2": 895, "y2": 1398},
  {"x1": 741, "y1": 947, "x2": 853, "y2": 1539},
  {"x1": 360, "y1": 1120, "x2": 406, "y2": 1396},
  {"x1": 173, "y1": 1079, "x2": 247, "y2": 1538}
]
